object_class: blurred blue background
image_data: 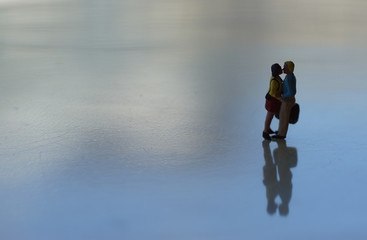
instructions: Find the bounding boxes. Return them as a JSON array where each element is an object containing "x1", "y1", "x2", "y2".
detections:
[{"x1": 1, "y1": 0, "x2": 367, "y2": 239}]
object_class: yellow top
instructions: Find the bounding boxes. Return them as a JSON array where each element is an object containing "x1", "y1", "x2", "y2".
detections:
[{"x1": 268, "y1": 76, "x2": 282, "y2": 101}]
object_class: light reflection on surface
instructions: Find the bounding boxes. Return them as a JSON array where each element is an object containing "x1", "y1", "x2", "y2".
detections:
[{"x1": 0, "y1": 0, "x2": 367, "y2": 239}]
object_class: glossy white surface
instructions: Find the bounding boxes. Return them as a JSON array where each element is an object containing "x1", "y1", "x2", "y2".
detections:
[{"x1": 1, "y1": 0, "x2": 367, "y2": 239}]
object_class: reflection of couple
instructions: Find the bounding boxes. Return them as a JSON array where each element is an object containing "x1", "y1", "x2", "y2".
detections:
[{"x1": 262, "y1": 140, "x2": 297, "y2": 216}]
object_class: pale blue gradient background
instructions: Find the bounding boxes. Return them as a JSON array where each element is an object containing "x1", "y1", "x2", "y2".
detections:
[{"x1": 0, "y1": 0, "x2": 367, "y2": 239}]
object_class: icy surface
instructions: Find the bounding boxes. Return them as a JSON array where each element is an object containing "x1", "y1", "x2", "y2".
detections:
[{"x1": 1, "y1": 0, "x2": 367, "y2": 239}]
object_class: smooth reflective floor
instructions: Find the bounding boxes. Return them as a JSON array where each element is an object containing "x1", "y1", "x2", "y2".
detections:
[{"x1": 1, "y1": 0, "x2": 367, "y2": 239}]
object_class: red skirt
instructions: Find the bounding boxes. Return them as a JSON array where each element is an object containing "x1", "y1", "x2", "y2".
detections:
[{"x1": 265, "y1": 97, "x2": 281, "y2": 113}]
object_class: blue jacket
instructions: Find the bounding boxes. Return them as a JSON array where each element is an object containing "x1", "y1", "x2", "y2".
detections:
[{"x1": 282, "y1": 73, "x2": 296, "y2": 98}]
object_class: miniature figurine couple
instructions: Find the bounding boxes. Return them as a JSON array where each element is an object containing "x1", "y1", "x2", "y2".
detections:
[{"x1": 263, "y1": 61, "x2": 297, "y2": 140}]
